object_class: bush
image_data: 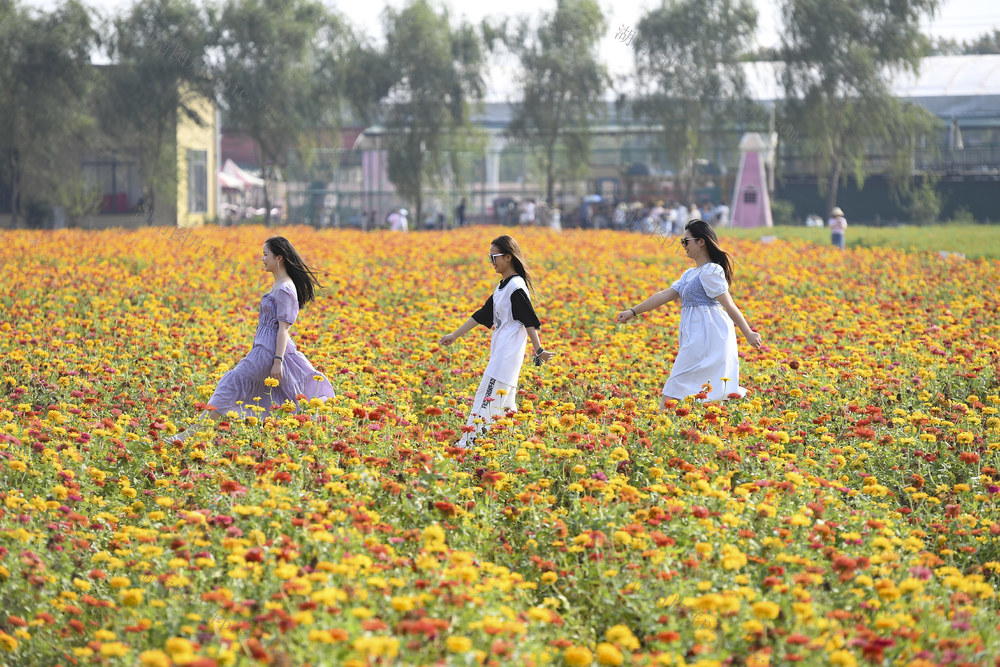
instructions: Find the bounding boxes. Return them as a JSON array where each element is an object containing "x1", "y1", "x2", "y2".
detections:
[
  {"x1": 770, "y1": 198, "x2": 796, "y2": 225},
  {"x1": 948, "y1": 205, "x2": 975, "y2": 225},
  {"x1": 24, "y1": 197, "x2": 53, "y2": 229}
]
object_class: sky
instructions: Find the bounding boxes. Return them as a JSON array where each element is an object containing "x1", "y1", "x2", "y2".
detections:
[{"x1": 23, "y1": 0, "x2": 1000, "y2": 98}]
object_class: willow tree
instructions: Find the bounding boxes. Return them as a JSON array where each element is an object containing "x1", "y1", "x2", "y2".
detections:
[
  {"x1": 632, "y1": 0, "x2": 757, "y2": 201},
  {"x1": 779, "y1": 0, "x2": 941, "y2": 217},
  {"x1": 380, "y1": 0, "x2": 485, "y2": 225},
  {"x1": 505, "y1": 0, "x2": 609, "y2": 206}
]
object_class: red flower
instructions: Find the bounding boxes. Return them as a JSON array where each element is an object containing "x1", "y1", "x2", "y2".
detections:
[{"x1": 959, "y1": 452, "x2": 980, "y2": 464}]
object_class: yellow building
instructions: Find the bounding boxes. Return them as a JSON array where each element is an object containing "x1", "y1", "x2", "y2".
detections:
[
  {"x1": 175, "y1": 86, "x2": 220, "y2": 229},
  {"x1": 0, "y1": 77, "x2": 219, "y2": 230}
]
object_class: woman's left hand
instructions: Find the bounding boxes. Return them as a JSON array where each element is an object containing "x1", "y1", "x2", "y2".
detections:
[
  {"x1": 269, "y1": 360, "x2": 284, "y2": 382},
  {"x1": 534, "y1": 349, "x2": 556, "y2": 366},
  {"x1": 746, "y1": 331, "x2": 763, "y2": 350}
]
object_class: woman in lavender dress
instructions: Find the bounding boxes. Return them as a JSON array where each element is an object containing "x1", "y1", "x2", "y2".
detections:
[{"x1": 174, "y1": 237, "x2": 335, "y2": 441}]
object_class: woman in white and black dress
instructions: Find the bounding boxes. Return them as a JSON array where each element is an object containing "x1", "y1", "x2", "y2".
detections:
[{"x1": 439, "y1": 235, "x2": 556, "y2": 448}]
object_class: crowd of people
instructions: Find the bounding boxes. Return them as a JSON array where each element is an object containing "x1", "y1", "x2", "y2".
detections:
[
  {"x1": 375, "y1": 197, "x2": 850, "y2": 252},
  {"x1": 609, "y1": 199, "x2": 730, "y2": 234}
]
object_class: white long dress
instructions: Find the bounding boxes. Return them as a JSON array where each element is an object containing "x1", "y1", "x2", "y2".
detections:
[{"x1": 662, "y1": 263, "x2": 747, "y2": 401}]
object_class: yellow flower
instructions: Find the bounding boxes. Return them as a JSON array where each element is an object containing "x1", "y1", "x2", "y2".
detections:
[
  {"x1": 0, "y1": 632, "x2": 17, "y2": 652},
  {"x1": 541, "y1": 572, "x2": 558, "y2": 585},
  {"x1": 100, "y1": 642, "x2": 130, "y2": 657},
  {"x1": 751, "y1": 601, "x2": 780, "y2": 620},
  {"x1": 120, "y1": 588, "x2": 144, "y2": 606},
  {"x1": 139, "y1": 650, "x2": 171, "y2": 667},
  {"x1": 565, "y1": 646, "x2": 594, "y2": 666},
  {"x1": 265, "y1": 377, "x2": 280, "y2": 387},
  {"x1": 154, "y1": 496, "x2": 174, "y2": 507},
  {"x1": 829, "y1": 650, "x2": 857, "y2": 667},
  {"x1": 605, "y1": 625, "x2": 640, "y2": 651},
  {"x1": 422, "y1": 524, "x2": 447, "y2": 552},
  {"x1": 596, "y1": 642, "x2": 624, "y2": 666},
  {"x1": 165, "y1": 637, "x2": 194, "y2": 658},
  {"x1": 446, "y1": 636, "x2": 473, "y2": 653}
]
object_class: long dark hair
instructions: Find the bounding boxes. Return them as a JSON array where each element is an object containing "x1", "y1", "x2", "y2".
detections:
[
  {"x1": 685, "y1": 219, "x2": 734, "y2": 285},
  {"x1": 491, "y1": 235, "x2": 536, "y2": 294},
  {"x1": 265, "y1": 236, "x2": 323, "y2": 307}
]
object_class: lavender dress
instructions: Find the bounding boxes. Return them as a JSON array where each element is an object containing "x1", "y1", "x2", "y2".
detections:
[{"x1": 208, "y1": 282, "x2": 335, "y2": 417}]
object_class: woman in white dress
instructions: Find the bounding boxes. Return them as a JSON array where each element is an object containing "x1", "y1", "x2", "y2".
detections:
[
  {"x1": 439, "y1": 235, "x2": 556, "y2": 448},
  {"x1": 616, "y1": 219, "x2": 762, "y2": 404}
]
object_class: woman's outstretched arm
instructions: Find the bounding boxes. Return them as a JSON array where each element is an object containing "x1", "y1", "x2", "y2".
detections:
[
  {"x1": 616, "y1": 288, "x2": 679, "y2": 323},
  {"x1": 439, "y1": 317, "x2": 479, "y2": 346}
]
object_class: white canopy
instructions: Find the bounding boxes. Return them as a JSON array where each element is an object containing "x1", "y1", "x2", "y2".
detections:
[
  {"x1": 219, "y1": 170, "x2": 244, "y2": 191},
  {"x1": 222, "y1": 158, "x2": 265, "y2": 189}
]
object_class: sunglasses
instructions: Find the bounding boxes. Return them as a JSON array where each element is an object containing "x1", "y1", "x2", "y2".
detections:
[
  {"x1": 489, "y1": 253, "x2": 506, "y2": 264},
  {"x1": 680, "y1": 237, "x2": 700, "y2": 247}
]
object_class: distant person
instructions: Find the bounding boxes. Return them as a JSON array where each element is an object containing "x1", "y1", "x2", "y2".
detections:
[
  {"x1": 714, "y1": 201, "x2": 730, "y2": 227},
  {"x1": 614, "y1": 202, "x2": 628, "y2": 229},
  {"x1": 829, "y1": 206, "x2": 847, "y2": 250},
  {"x1": 456, "y1": 198, "x2": 466, "y2": 227},
  {"x1": 524, "y1": 199, "x2": 536, "y2": 226},
  {"x1": 549, "y1": 206, "x2": 562, "y2": 231},
  {"x1": 674, "y1": 203, "x2": 688, "y2": 235}
]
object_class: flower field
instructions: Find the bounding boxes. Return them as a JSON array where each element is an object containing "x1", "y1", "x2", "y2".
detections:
[{"x1": 1, "y1": 225, "x2": 999, "y2": 667}]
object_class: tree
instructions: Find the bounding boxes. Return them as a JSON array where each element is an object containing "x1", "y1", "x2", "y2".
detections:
[
  {"x1": 103, "y1": 0, "x2": 216, "y2": 225},
  {"x1": 381, "y1": 0, "x2": 485, "y2": 226},
  {"x1": 215, "y1": 0, "x2": 349, "y2": 225},
  {"x1": 962, "y1": 29, "x2": 1000, "y2": 55},
  {"x1": 505, "y1": 0, "x2": 609, "y2": 206},
  {"x1": 631, "y1": 0, "x2": 757, "y2": 201},
  {"x1": 779, "y1": 0, "x2": 941, "y2": 218},
  {"x1": 0, "y1": 0, "x2": 98, "y2": 226}
]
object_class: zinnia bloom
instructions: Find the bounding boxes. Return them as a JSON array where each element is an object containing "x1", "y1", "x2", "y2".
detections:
[{"x1": 564, "y1": 646, "x2": 594, "y2": 666}]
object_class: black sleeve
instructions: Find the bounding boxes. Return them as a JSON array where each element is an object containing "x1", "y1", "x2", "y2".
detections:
[
  {"x1": 472, "y1": 294, "x2": 494, "y2": 327},
  {"x1": 510, "y1": 288, "x2": 541, "y2": 329}
]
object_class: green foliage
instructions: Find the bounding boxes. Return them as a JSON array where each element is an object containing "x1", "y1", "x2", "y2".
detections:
[
  {"x1": 948, "y1": 206, "x2": 975, "y2": 225},
  {"x1": 895, "y1": 177, "x2": 942, "y2": 225},
  {"x1": 719, "y1": 224, "x2": 1000, "y2": 259},
  {"x1": 779, "y1": 0, "x2": 942, "y2": 218},
  {"x1": 505, "y1": 0, "x2": 609, "y2": 205},
  {"x1": 216, "y1": 0, "x2": 350, "y2": 224},
  {"x1": 960, "y1": 29, "x2": 1000, "y2": 55},
  {"x1": 769, "y1": 198, "x2": 796, "y2": 225},
  {"x1": 103, "y1": 0, "x2": 217, "y2": 225},
  {"x1": 55, "y1": 178, "x2": 105, "y2": 227},
  {"x1": 381, "y1": 0, "x2": 486, "y2": 224},
  {"x1": 632, "y1": 0, "x2": 757, "y2": 201},
  {"x1": 0, "y1": 0, "x2": 99, "y2": 224},
  {"x1": 24, "y1": 196, "x2": 52, "y2": 229}
]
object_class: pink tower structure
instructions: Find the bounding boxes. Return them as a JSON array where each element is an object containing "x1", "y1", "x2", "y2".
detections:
[{"x1": 730, "y1": 133, "x2": 773, "y2": 228}]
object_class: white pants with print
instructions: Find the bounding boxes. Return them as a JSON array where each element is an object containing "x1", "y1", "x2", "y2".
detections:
[{"x1": 456, "y1": 375, "x2": 517, "y2": 448}]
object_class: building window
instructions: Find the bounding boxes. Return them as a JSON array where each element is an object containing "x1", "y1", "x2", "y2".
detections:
[
  {"x1": 743, "y1": 189, "x2": 758, "y2": 204},
  {"x1": 188, "y1": 149, "x2": 208, "y2": 213},
  {"x1": 82, "y1": 158, "x2": 141, "y2": 213}
]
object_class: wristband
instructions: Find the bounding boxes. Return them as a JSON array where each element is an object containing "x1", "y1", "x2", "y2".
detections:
[
  {"x1": 273, "y1": 355, "x2": 283, "y2": 361},
  {"x1": 629, "y1": 308, "x2": 638, "y2": 318}
]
